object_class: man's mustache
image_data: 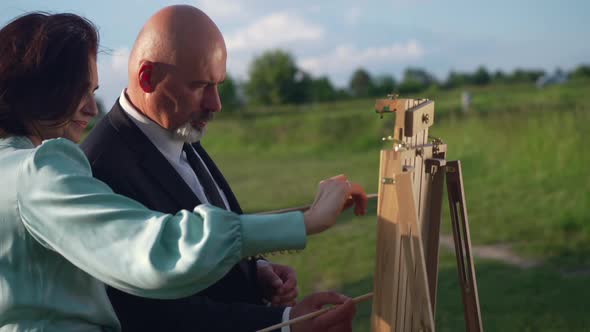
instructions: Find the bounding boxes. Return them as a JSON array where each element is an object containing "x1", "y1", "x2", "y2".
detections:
[{"x1": 193, "y1": 111, "x2": 214, "y2": 124}]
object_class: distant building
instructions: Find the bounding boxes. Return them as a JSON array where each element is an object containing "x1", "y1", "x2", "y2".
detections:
[{"x1": 536, "y1": 70, "x2": 568, "y2": 88}]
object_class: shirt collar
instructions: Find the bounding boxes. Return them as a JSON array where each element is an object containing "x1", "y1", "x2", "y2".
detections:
[{"x1": 118, "y1": 89, "x2": 185, "y2": 162}]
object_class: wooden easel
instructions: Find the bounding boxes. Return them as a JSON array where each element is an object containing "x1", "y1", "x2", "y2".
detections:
[
  {"x1": 371, "y1": 96, "x2": 483, "y2": 332},
  {"x1": 257, "y1": 96, "x2": 482, "y2": 332}
]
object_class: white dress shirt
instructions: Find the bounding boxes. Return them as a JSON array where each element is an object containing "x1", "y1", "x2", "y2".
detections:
[
  {"x1": 118, "y1": 90, "x2": 292, "y2": 331},
  {"x1": 119, "y1": 90, "x2": 231, "y2": 209}
]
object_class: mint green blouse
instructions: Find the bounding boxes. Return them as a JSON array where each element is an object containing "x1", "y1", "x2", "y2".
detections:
[{"x1": 0, "y1": 136, "x2": 306, "y2": 331}]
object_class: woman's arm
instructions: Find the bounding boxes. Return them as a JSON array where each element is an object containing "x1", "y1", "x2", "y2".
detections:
[{"x1": 16, "y1": 138, "x2": 306, "y2": 299}]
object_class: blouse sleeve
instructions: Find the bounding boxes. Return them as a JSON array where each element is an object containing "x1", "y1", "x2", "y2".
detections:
[{"x1": 16, "y1": 138, "x2": 306, "y2": 299}]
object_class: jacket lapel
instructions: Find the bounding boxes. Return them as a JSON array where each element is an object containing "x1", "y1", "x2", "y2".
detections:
[
  {"x1": 193, "y1": 142, "x2": 243, "y2": 214},
  {"x1": 193, "y1": 142, "x2": 254, "y2": 285},
  {"x1": 107, "y1": 102, "x2": 202, "y2": 210},
  {"x1": 108, "y1": 102, "x2": 255, "y2": 286}
]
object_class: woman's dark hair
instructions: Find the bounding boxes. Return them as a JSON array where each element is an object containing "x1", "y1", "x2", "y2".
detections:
[{"x1": 0, "y1": 12, "x2": 99, "y2": 136}]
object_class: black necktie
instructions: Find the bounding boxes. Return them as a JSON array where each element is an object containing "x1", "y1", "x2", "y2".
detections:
[{"x1": 183, "y1": 144, "x2": 226, "y2": 208}]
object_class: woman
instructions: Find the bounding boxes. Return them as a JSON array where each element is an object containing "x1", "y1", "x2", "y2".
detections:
[{"x1": 0, "y1": 12, "x2": 367, "y2": 331}]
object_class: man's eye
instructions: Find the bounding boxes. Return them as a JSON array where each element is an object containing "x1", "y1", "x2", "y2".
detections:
[{"x1": 191, "y1": 82, "x2": 207, "y2": 89}]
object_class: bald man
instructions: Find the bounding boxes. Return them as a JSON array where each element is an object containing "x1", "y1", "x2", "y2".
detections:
[{"x1": 82, "y1": 5, "x2": 356, "y2": 332}]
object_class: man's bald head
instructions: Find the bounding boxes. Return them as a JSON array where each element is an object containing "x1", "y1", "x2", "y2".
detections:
[
  {"x1": 128, "y1": 5, "x2": 225, "y2": 78},
  {"x1": 125, "y1": 5, "x2": 226, "y2": 139}
]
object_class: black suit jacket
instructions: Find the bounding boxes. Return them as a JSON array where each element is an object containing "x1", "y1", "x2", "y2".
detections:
[{"x1": 81, "y1": 101, "x2": 284, "y2": 331}]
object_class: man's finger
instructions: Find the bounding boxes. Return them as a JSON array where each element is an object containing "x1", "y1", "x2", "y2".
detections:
[
  {"x1": 279, "y1": 273, "x2": 296, "y2": 290},
  {"x1": 277, "y1": 288, "x2": 298, "y2": 302},
  {"x1": 260, "y1": 265, "x2": 284, "y2": 288},
  {"x1": 308, "y1": 291, "x2": 349, "y2": 310},
  {"x1": 325, "y1": 320, "x2": 354, "y2": 332},
  {"x1": 276, "y1": 265, "x2": 296, "y2": 279},
  {"x1": 277, "y1": 284, "x2": 296, "y2": 296},
  {"x1": 325, "y1": 323, "x2": 353, "y2": 332},
  {"x1": 313, "y1": 299, "x2": 356, "y2": 330}
]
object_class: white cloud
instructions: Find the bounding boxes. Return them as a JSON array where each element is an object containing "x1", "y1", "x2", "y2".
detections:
[
  {"x1": 194, "y1": 0, "x2": 244, "y2": 19},
  {"x1": 96, "y1": 47, "x2": 130, "y2": 107},
  {"x1": 226, "y1": 55, "x2": 250, "y2": 80},
  {"x1": 225, "y1": 12, "x2": 324, "y2": 52},
  {"x1": 111, "y1": 47, "x2": 130, "y2": 71},
  {"x1": 300, "y1": 40, "x2": 426, "y2": 75}
]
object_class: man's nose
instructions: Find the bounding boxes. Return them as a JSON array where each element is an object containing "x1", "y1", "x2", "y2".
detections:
[{"x1": 202, "y1": 85, "x2": 222, "y2": 113}]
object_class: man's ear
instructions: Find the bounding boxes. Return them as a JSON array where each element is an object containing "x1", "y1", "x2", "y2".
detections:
[{"x1": 138, "y1": 62, "x2": 154, "y2": 93}]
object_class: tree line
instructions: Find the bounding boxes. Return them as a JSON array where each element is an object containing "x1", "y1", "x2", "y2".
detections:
[{"x1": 219, "y1": 49, "x2": 590, "y2": 109}]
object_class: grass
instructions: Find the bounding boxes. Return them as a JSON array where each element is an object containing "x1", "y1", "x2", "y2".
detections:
[
  {"x1": 207, "y1": 79, "x2": 590, "y2": 264},
  {"x1": 253, "y1": 205, "x2": 590, "y2": 331},
  {"x1": 198, "y1": 79, "x2": 590, "y2": 330},
  {"x1": 435, "y1": 109, "x2": 590, "y2": 266}
]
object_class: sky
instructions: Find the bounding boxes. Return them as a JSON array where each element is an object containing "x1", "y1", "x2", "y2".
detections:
[{"x1": 1, "y1": 0, "x2": 589, "y2": 105}]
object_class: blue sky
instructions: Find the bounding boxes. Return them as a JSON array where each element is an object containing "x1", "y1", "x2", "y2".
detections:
[{"x1": 1, "y1": 0, "x2": 588, "y2": 105}]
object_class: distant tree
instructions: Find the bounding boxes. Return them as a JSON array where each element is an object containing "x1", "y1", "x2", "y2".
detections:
[
  {"x1": 369, "y1": 74, "x2": 397, "y2": 97},
  {"x1": 570, "y1": 64, "x2": 590, "y2": 79},
  {"x1": 472, "y1": 66, "x2": 491, "y2": 85},
  {"x1": 399, "y1": 67, "x2": 436, "y2": 93},
  {"x1": 245, "y1": 49, "x2": 307, "y2": 105},
  {"x1": 444, "y1": 70, "x2": 471, "y2": 89},
  {"x1": 291, "y1": 70, "x2": 313, "y2": 104},
  {"x1": 403, "y1": 67, "x2": 437, "y2": 86},
  {"x1": 509, "y1": 68, "x2": 545, "y2": 83},
  {"x1": 218, "y1": 74, "x2": 242, "y2": 111},
  {"x1": 311, "y1": 76, "x2": 337, "y2": 102},
  {"x1": 398, "y1": 80, "x2": 425, "y2": 94},
  {"x1": 349, "y1": 68, "x2": 373, "y2": 98},
  {"x1": 334, "y1": 88, "x2": 351, "y2": 100},
  {"x1": 492, "y1": 70, "x2": 507, "y2": 83}
]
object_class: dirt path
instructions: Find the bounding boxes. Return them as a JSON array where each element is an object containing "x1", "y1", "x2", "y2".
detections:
[{"x1": 439, "y1": 235, "x2": 542, "y2": 269}]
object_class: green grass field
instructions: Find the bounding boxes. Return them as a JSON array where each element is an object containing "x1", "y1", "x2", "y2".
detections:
[{"x1": 203, "y1": 79, "x2": 590, "y2": 331}]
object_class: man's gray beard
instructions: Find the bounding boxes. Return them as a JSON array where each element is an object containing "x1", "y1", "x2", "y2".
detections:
[{"x1": 173, "y1": 122, "x2": 205, "y2": 143}]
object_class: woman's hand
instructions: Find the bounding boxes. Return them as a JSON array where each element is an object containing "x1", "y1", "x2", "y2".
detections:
[{"x1": 303, "y1": 174, "x2": 367, "y2": 235}]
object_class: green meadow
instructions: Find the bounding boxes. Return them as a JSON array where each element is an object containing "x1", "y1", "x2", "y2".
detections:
[{"x1": 202, "y1": 79, "x2": 590, "y2": 331}]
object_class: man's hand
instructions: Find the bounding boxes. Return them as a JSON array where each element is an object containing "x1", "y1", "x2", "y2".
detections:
[
  {"x1": 256, "y1": 261, "x2": 298, "y2": 306},
  {"x1": 290, "y1": 292, "x2": 356, "y2": 332},
  {"x1": 304, "y1": 175, "x2": 368, "y2": 235}
]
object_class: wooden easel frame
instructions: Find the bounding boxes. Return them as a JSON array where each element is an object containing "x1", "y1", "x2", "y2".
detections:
[
  {"x1": 257, "y1": 97, "x2": 482, "y2": 332},
  {"x1": 371, "y1": 97, "x2": 483, "y2": 332}
]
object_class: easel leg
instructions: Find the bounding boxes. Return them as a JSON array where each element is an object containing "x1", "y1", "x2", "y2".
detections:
[
  {"x1": 446, "y1": 160, "x2": 483, "y2": 332},
  {"x1": 397, "y1": 173, "x2": 435, "y2": 332},
  {"x1": 424, "y1": 158, "x2": 446, "y2": 316}
]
